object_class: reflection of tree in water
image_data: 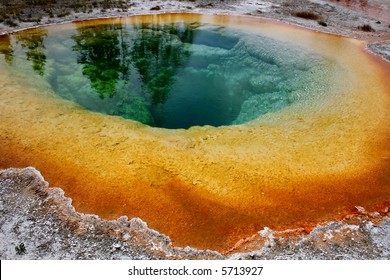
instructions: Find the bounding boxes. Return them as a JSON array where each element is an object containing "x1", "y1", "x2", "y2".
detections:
[
  {"x1": 72, "y1": 24, "x2": 129, "y2": 99},
  {"x1": 15, "y1": 29, "x2": 48, "y2": 76},
  {"x1": 0, "y1": 35, "x2": 14, "y2": 65},
  {"x1": 70, "y1": 22, "x2": 194, "y2": 125},
  {"x1": 130, "y1": 23, "x2": 193, "y2": 105}
]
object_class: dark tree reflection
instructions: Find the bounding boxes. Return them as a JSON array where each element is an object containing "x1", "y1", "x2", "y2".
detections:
[
  {"x1": 70, "y1": 21, "x2": 195, "y2": 126},
  {"x1": 15, "y1": 29, "x2": 48, "y2": 76},
  {"x1": 72, "y1": 24, "x2": 129, "y2": 99},
  {"x1": 0, "y1": 35, "x2": 14, "y2": 65},
  {"x1": 130, "y1": 22, "x2": 193, "y2": 105}
]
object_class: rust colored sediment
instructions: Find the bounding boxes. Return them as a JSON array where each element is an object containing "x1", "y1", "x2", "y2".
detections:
[{"x1": 1, "y1": 14, "x2": 390, "y2": 252}]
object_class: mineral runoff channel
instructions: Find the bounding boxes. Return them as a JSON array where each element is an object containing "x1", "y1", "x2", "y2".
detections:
[{"x1": 0, "y1": 14, "x2": 390, "y2": 253}]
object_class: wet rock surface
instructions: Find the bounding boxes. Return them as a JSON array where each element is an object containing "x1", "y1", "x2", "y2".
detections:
[{"x1": 1, "y1": 167, "x2": 389, "y2": 259}]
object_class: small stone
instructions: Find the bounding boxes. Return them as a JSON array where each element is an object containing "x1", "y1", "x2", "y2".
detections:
[
  {"x1": 369, "y1": 212, "x2": 380, "y2": 218},
  {"x1": 150, "y1": 6, "x2": 161, "y2": 11},
  {"x1": 355, "y1": 206, "x2": 366, "y2": 214},
  {"x1": 117, "y1": 216, "x2": 129, "y2": 223}
]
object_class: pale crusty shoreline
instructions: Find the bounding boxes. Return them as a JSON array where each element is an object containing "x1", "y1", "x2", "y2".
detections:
[{"x1": 1, "y1": 0, "x2": 390, "y2": 259}]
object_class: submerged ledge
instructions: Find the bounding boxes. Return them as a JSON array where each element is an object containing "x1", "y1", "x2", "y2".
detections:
[{"x1": 1, "y1": 167, "x2": 389, "y2": 259}]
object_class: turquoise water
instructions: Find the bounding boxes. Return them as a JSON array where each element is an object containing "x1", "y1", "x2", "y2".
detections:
[{"x1": 0, "y1": 21, "x2": 333, "y2": 129}]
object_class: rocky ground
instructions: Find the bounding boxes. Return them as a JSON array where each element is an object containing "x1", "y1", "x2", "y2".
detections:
[{"x1": 1, "y1": 0, "x2": 390, "y2": 260}]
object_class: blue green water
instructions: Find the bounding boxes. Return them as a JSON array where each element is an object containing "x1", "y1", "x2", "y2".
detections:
[{"x1": 0, "y1": 20, "x2": 333, "y2": 129}]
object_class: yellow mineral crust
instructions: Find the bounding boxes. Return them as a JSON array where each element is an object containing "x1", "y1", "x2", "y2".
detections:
[{"x1": 1, "y1": 14, "x2": 390, "y2": 252}]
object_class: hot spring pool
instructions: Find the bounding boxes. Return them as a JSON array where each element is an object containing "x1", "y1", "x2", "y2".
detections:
[
  {"x1": 1, "y1": 14, "x2": 390, "y2": 252},
  {"x1": 2, "y1": 15, "x2": 336, "y2": 129}
]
